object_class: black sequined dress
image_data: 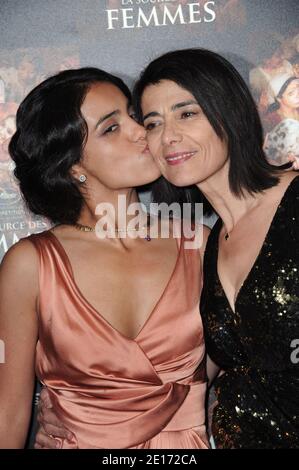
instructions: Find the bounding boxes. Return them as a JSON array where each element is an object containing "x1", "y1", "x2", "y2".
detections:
[{"x1": 201, "y1": 176, "x2": 299, "y2": 448}]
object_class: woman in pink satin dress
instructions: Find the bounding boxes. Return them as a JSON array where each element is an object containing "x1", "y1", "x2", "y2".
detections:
[{"x1": 0, "y1": 67, "x2": 210, "y2": 449}]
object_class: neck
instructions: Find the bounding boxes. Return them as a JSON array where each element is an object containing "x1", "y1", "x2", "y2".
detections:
[
  {"x1": 76, "y1": 184, "x2": 144, "y2": 230},
  {"x1": 196, "y1": 161, "x2": 260, "y2": 234}
]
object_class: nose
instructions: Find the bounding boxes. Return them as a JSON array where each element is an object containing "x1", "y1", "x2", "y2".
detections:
[
  {"x1": 161, "y1": 120, "x2": 182, "y2": 146},
  {"x1": 129, "y1": 117, "x2": 146, "y2": 142}
]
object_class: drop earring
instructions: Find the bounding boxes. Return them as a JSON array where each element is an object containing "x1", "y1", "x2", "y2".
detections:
[{"x1": 78, "y1": 174, "x2": 86, "y2": 183}]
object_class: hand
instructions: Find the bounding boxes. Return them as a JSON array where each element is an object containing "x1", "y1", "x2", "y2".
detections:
[
  {"x1": 34, "y1": 387, "x2": 74, "y2": 449},
  {"x1": 287, "y1": 153, "x2": 299, "y2": 171}
]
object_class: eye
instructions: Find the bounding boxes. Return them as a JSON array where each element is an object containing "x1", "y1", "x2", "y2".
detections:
[
  {"x1": 144, "y1": 121, "x2": 159, "y2": 131},
  {"x1": 181, "y1": 111, "x2": 197, "y2": 119},
  {"x1": 102, "y1": 124, "x2": 118, "y2": 135}
]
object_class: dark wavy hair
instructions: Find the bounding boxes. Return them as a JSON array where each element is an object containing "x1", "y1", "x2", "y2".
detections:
[
  {"x1": 9, "y1": 67, "x2": 131, "y2": 224},
  {"x1": 133, "y1": 48, "x2": 280, "y2": 214}
]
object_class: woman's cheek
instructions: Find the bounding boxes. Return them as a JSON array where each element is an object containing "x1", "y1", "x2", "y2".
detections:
[
  {"x1": 149, "y1": 144, "x2": 161, "y2": 166},
  {"x1": 146, "y1": 138, "x2": 157, "y2": 159}
]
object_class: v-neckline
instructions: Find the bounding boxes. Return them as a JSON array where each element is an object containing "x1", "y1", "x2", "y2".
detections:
[
  {"x1": 215, "y1": 175, "x2": 299, "y2": 315},
  {"x1": 46, "y1": 230, "x2": 183, "y2": 342}
]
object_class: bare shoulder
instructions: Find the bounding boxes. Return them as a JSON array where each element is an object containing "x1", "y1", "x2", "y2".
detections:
[
  {"x1": 1, "y1": 237, "x2": 38, "y2": 268},
  {"x1": 0, "y1": 238, "x2": 39, "y2": 292},
  {"x1": 276, "y1": 170, "x2": 299, "y2": 196},
  {"x1": 258, "y1": 171, "x2": 299, "y2": 209}
]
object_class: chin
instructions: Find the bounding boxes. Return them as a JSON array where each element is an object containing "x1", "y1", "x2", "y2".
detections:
[
  {"x1": 135, "y1": 175, "x2": 160, "y2": 187},
  {"x1": 147, "y1": 168, "x2": 162, "y2": 182},
  {"x1": 164, "y1": 173, "x2": 199, "y2": 187}
]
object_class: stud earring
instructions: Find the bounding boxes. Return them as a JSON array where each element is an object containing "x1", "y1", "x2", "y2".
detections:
[{"x1": 78, "y1": 174, "x2": 86, "y2": 183}]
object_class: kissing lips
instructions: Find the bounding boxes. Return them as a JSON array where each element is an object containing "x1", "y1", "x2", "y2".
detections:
[
  {"x1": 165, "y1": 151, "x2": 197, "y2": 166},
  {"x1": 142, "y1": 144, "x2": 150, "y2": 154}
]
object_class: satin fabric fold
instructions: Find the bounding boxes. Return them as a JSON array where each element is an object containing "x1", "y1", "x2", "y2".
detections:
[{"x1": 29, "y1": 230, "x2": 208, "y2": 449}]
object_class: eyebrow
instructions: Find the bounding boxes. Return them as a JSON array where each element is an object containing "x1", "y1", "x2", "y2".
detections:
[
  {"x1": 94, "y1": 110, "x2": 120, "y2": 130},
  {"x1": 143, "y1": 100, "x2": 198, "y2": 121}
]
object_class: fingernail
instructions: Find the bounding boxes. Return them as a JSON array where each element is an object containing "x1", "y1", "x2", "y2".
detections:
[
  {"x1": 56, "y1": 441, "x2": 60, "y2": 448},
  {"x1": 67, "y1": 432, "x2": 73, "y2": 440}
]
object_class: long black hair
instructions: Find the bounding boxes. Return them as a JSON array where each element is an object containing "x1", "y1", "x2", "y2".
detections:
[
  {"x1": 9, "y1": 67, "x2": 131, "y2": 224},
  {"x1": 133, "y1": 48, "x2": 280, "y2": 213}
]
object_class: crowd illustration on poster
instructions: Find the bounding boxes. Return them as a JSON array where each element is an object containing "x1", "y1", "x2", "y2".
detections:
[{"x1": 250, "y1": 33, "x2": 299, "y2": 165}]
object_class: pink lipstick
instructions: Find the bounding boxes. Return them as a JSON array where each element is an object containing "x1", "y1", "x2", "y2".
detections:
[{"x1": 165, "y1": 151, "x2": 197, "y2": 166}]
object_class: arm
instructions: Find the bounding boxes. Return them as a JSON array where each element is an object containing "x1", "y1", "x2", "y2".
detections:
[
  {"x1": 0, "y1": 240, "x2": 38, "y2": 448},
  {"x1": 34, "y1": 388, "x2": 74, "y2": 449}
]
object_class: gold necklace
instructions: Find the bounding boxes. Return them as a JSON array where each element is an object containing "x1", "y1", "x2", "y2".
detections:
[
  {"x1": 114, "y1": 223, "x2": 148, "y2": 233},
  {"x1": 73, "y1": 220, "x2": 152, "y2": 241},
  {"x1": 73, "y1": 222, "x2": 148, "y2": 232},
  {"x1": 73, "y1": 223, "x2": 94, "y2": 232}
]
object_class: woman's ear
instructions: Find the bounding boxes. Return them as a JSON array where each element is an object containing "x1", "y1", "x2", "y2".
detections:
[
  {"x1": 70, "y1": 165, "x2": 87, "y2": 184},
  {"x1": 70, "y1": 164, "x2": 82, "y2": 181}
]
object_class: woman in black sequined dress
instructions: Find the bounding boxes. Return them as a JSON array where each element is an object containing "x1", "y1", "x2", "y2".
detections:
[{"x1": 134, "y1": 48, "x2": 299, "y2": 448}]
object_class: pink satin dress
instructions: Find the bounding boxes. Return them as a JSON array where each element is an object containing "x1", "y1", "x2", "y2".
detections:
[{"x1": 28, "y1": 230, "x2": 208, "y2": 449}]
